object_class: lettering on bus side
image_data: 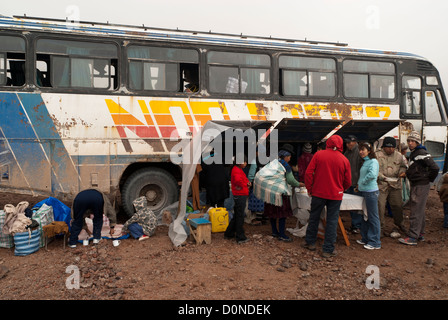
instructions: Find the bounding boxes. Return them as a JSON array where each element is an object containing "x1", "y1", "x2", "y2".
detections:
[{"x1": 105, "y1": 98, "x2": 393, "y2": 152}]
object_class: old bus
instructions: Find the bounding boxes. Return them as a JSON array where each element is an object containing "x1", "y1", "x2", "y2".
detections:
[{"x1": 0, "y1": 15, "x2": 447, "y2": 216}]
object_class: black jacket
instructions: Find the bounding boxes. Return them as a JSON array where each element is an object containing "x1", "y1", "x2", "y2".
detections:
[{"x1": 406, "y1": 145, "x2": 439, "y2": 186}]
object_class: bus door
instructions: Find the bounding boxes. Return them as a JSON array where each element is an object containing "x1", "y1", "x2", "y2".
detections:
[{"x1": 401, "y1": 74, "x2": 448, "y2": 180}]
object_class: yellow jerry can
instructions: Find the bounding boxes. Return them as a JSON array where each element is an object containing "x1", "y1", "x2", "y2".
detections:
[{"x1": 208, "y1": 207, "x2": 229, "y2": 233}]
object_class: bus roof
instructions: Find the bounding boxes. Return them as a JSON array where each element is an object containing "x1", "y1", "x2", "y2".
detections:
[{"x1": 0, "y1": 15, "x2": 426, "y2": 61}]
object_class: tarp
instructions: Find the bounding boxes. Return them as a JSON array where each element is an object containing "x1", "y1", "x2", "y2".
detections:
[{"x1": 168, "y1": 120, "x2": 273, "y2": 246}]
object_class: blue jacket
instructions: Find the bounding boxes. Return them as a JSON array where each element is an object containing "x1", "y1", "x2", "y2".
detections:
[{"x1": 358, "y1": 156, "x2": 379, "y2": 192}]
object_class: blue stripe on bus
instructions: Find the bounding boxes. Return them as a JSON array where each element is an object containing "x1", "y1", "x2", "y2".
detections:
[
  {"x1": 17, "y1": 93, "x2": 80, "y2": 194},
  {"x1": 0, "y1": 92, "x2": 51, "y2": 191}
]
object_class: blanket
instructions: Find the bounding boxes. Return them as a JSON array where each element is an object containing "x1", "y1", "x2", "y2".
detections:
[{"x1": 253, "y1": 159, "x2": 291, "y2": 207}]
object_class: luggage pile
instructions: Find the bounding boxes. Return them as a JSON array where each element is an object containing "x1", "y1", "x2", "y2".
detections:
[{"x1": 0, "y1": 197, "x2": 71, "y2": 256}]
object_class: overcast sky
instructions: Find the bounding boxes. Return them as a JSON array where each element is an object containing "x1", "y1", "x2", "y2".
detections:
[{"x1": 3, "y1": 0, "x2": 448, "y2": 86}]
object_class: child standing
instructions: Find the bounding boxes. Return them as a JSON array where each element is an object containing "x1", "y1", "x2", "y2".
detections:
[
  {"x1": 437, "y1": 172, "x2": 448, "y2": 228},
  {"x1": 224, "y1": 156, "x2": 251, "y2": 244}
]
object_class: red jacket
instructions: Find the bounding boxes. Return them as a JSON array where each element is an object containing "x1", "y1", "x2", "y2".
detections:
[
  {"x1": 231, "y1": 165, "x2": 249, "y2": 196},
  {"x1": 305, "y1": 135, "x2": 352, "y2": 200}
]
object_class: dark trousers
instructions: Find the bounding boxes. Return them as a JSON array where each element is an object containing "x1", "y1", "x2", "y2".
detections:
[
  {"x1": 69, "y1": 189, "x2": 104, "y2": 245},
  {"x1": 225, "y1": 195, "x2": 247, "y2": 241},
  {"x1": 305, "y1": 196, "x2": 342, "y2": 254}
]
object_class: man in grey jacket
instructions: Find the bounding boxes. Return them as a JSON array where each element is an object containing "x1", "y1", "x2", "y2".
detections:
[{"x1": 343, "y1": 135, "x2": 363, "y2": 233}]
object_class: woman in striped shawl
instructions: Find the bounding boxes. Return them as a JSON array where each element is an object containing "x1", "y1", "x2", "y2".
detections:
[{"x1": 259, "y1": 149, "x2": 304, "y2": 242}]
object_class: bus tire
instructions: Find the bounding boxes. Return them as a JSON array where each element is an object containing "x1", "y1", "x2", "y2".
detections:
[{"x1": 121, "y1": 167, "x2": 179, "y2": 217}]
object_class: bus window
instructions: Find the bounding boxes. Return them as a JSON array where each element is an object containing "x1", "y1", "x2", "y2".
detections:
[
  {"x1": 402, "y1": 75, "x2": 422, "y2": 115},
  {"x1": 207, "y1": 51, "x2": 271, "y2": 95},
  {"x1": 343, "y1": 60, "x2": 395, "y2": 99},
  {"x1": 36, "y1": 38, "x2": 118, "y2": 90},
  {"x1": 425, "y1": 140, "x2": 444, "y2": 158},
  {"x1": 425, "y1": 91, "x2": 442, "y2": 123},
  {"x1": 279, "y1": 55, "x2": 336, "y2": 97},
  {"x1": 0, "y1": 35, "x2": 26, "y2": 87},
  {"x1": 127, "y1": 46, "x2": 198, "y2": 92}
]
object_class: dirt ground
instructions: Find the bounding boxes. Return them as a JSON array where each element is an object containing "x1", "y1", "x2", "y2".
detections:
[{"x1": 0, "y1": 188, "x2": 447, "y2": 303}]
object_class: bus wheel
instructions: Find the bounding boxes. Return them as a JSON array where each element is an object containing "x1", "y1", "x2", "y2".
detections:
[{"x1": 121, "y1": 167, "x2": 179, "y2": 217}]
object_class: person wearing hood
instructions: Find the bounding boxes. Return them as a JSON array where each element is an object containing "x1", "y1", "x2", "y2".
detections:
[
  {"x1": 121, "y1": 196, "x2": 158, "y2": 241},
  {"x1": 356, "y1": 142, "x2": 381, "y2": 250},
  {"x1": 399, "y1": 131, "x2": 439, "y2": 245},
  {"x1": 304, "y1": 135, "x2": 352, "y2": 258}
]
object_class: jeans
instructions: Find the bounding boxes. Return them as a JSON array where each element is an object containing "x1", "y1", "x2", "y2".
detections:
[
  {"x1": 69, "y1": 189, "x2": 104, "y2": 245},
  {"x1": 224, "y1": 195, "x2": 247, "y2": 241},
  {"x1": 360, "y1": 190, "x2": 381, "y2": 248},
  {"x1": 346, "y1": 186, "x2": 362, "y2": 229},
  {"x1": 305, "y1": 196, "x2": 342, "y2": 253},
  {"x1": 128, "y1": 223, "x2": 144, "y2": 239}
]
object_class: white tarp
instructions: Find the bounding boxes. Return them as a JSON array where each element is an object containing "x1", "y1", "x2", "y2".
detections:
[{"x1": 168, "y1": 120, "x2": 273, "y2": 246}]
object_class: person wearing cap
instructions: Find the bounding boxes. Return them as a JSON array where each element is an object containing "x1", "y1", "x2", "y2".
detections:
[
  {"x1": 297, "y1": 143, "x2": 314, "y2": 182},
  {"x1": 399, "y1": 131, "x2": 439, "y2": 245},
  {"x1": 375, "y1": 137, "x2": 407, "y2": 237},
  {"x1": 343, "y1": 135, "x2": 364, "y2": 234},
  {"x1": 262, "y1": 148, "x2": 304, "y2": 242}
]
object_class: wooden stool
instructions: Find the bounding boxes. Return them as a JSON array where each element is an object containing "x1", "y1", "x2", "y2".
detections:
[
  {"x1": 187, "y1": 218, "x2": 211, "y2": 245},
  {"x1": 42, "y1": 221, "x2": 69, "y2": 250}
]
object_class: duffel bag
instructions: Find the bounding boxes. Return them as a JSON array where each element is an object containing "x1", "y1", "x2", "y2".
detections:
[{"x1": 13, "y1": 229, "x2": 40, "y2": 256}]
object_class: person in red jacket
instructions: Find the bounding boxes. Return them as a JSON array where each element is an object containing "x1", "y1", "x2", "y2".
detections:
[
  {"x1": 303, "y1": 135, "x2": 352, "y2": 258},
  {"x1": 224, "y1": 156, "x2": 251, "y2": 244}
]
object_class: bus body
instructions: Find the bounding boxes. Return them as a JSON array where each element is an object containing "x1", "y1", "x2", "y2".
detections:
[{"x1": 0, "y1": 15, "x2": 447, "y2": 216}]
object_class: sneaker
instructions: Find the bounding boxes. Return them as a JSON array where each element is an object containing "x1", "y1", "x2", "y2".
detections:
[
  {"x1": 363, "y1": 244, "x2": 381, "y2": 250},
  {"x1": 322, "y1": 251, "x2": 337, "y2": 258},
  {"x1": 138, "y1": 235, "x2": 149, "y2": 241},
  {"x1": 303, "y1": 243, "x2": 316, "y2": 251},
  {"x1": 349, "y1": 227, "x2": 360, "y2": 234},
  {"x1": 278, "y1": 235, "x2": 293, "y2": 242},
  {"x1": 92, "y1": 238, "x2": 102, "y2": 244},
  {"x1": 398, "y1": 237, "x2": 417, "y2": 245},
  {"x1": 418, "y1": 234, "x2": 425, "y2": 242},
  {"x1": 68, "y1": 244, "x2": 77, "y2": 248},
  {"x1": 237, "y1": 238, "x2": 249, "y2": 244},
  {"x1": 356, "y1": 239, "x2": 366, "y2": 245}
]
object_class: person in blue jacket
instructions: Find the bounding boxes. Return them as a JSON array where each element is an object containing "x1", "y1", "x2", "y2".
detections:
[{"x1": 356, "y1": 142, "x2": 381, "y2": 250}]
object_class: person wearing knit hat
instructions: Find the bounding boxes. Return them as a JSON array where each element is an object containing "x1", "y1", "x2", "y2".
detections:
[
  {"x1": 303, "y1": 143, "x2": 312, "y2": 154},
  {"x1": 407, "y1": 131, "x2": 421, "y2": 145},
  {"x1": 375, "y1": 137, "x2": 407, "y2": 236},
  {"x1": 399, "y1": 131, "x2": 439, "y2": 245},
  {"x1": 297, "y1": 143, "x2": 314, "y2": 182}
]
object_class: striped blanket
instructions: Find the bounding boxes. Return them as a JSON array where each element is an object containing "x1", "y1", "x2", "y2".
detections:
[{"x1": 253, "y1": 159, "x2": 291, "y2": 207}]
